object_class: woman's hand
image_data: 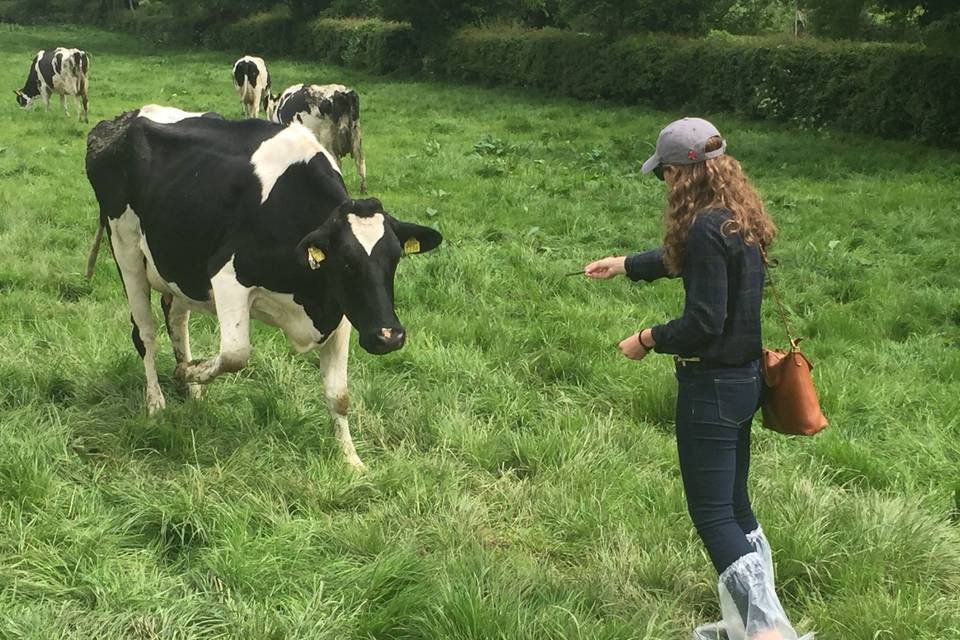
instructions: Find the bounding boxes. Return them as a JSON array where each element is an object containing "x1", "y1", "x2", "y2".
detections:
[
  {"x1": 585, "y1": 256, "x2": 627, "y2": 279},
  {"x1": 618, "y1": 333, "x2": 648, "y2": 361}
]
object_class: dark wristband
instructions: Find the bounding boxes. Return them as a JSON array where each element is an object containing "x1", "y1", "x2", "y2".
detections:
[{"x1": 638, "y1": 331, "x2": 654, "y2": 349}]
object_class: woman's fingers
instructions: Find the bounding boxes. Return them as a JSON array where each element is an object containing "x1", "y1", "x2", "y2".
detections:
[
  {"x1": 618, "y1": 333, "x2": 647, "y2": 360},
  {"x1": 585, "y1": 258, "x2": 616, "y2": 278}
]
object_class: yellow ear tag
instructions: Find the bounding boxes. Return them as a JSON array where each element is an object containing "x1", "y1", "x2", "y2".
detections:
[
  {"x1": 402, "y1": 238, "x2": 420, "y2": 256},
  {"x1": 307, "y1": 246, "x2": 326, "y2": 269}
]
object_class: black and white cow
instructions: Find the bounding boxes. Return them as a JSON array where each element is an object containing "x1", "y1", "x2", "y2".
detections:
[
  {"x1": 232, "y1": 55, "x2": 273, "y2": 119},
  {"x1": 269, "y1": 84, "x2": 367, "y2": 193},
  {"x1": 85, "y1": 104, "x2": 441, "y2": 470},
  {"x1": 15, "y1": 47, "x2": 90, "y2": 122}
]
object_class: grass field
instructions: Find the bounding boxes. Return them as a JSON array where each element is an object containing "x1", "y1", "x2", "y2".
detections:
[{"x1": 1, "y1": 21, "x2": 959, "y2": 639}]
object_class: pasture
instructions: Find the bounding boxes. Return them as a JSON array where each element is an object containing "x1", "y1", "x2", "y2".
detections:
[{"x1": 1, "y1": 22, "x2": 959, "y2": 639}]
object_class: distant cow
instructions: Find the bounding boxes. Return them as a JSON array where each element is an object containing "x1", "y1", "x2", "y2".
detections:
[
  {"x1": 15, "y1": 47, "x2": 90, "y2": 122},
  {"x1": 84, "y1": 105, "x2": 441, "y2": 470},
  {"x1": 232, "y1": 55, "x2": 273, "y2": 118},
  {"x1": 269, "y1": 84, "x2": 367, "y2": 193}
]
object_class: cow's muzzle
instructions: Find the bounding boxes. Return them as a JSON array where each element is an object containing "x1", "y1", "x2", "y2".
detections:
[{"x1": 361, "y1": 327, "x2": 406, "y2": 354}]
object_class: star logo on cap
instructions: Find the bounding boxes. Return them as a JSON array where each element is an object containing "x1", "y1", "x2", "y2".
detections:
[{"x1": 687, "y1": 150, "x2": 697, "y2": 160}]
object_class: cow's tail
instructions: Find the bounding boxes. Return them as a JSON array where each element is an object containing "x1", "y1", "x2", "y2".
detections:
[
  {"x1": 234, "y1": 62, "x2": 256, "y2": 98},
  {"x1": 85, "y1": 222, "x2": 104, "y2": 279}
]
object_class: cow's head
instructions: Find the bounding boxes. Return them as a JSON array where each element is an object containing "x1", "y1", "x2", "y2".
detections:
[
  {"x1": 13, "y1": 89, "x2": 31, "y2": 108},
  {"x1": 295, "y1": 198, "x2": 442, "y2": 355}
]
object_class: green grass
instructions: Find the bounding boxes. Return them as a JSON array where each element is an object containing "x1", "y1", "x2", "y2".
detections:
[{"x1": 1, "y1": 21, "x2": 959, "y2": 639}]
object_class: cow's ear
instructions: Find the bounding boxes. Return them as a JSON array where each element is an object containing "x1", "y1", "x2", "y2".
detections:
[
  {"x1": 394, "y1": 221, "x2": 442, "y2": 256},
  {"x1": 295, "y1": 225, "x2": 333, "y2": 270}
]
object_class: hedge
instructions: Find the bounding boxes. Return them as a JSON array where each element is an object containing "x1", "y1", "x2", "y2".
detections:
[
  {"x1": 295, "y1": 19, "x2": 959, "y2": 144},
  {"x1": 216, "y1": 5, "x2": 294, "y2": 55},
  {"x1": 298, "y1": 17, "x2": 421, "y2": 75},
  {"x1": 440, "y1": 27, "x2": 960, "y2": 144},
  {"x1": 3, "y1": 5, "x2": 956, "y2": 144}
]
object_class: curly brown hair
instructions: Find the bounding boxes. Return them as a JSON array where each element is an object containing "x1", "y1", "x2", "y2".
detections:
[{"x1": 661, "y1": 136, "x2": 776, "y2": 275}]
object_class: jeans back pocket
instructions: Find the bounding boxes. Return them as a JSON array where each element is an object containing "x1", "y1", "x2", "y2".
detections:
[{"x1": 714, "y1": 377, "x2": 760, "y2": 427}]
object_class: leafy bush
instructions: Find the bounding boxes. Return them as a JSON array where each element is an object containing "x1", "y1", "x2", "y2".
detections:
[
  {"x1": 441, "y1": 26, "x2": 960, "y2": 144},
  {"x1": 217, "y1": 4, "x2": 294, "y2": 54},
  {"x1": 556, "y1": 0, "x2": 728, "y2": 36},
  {"x1": 105, "y1": 3, "x2": 212, "y2": 46},
  {"x1": 299, "y1": 17, "x2": 419, "y2": 73},
  {"x1": 923, "y1": 10, "x2": 960, "y2": 50}
]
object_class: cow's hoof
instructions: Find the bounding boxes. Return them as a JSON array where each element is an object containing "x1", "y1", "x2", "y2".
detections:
[
  {"x1": 147, "y1": 394, "x2": 166, "y2": 416},
  {"x1": 347, "y1": 456, "x2": 367, "y2": 473},
  {"x1": 175, "y1": 360, "x2": 200, "y2": 382}
]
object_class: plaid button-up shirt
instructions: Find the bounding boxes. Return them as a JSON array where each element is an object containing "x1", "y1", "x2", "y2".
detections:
[{"x1": 624, "y1": 209, "x2": 765, "y2": 366}]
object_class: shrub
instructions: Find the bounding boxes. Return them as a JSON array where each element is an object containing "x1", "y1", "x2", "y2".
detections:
[
  {"x1": 105, "y1": 3, "x2": 208, "y2": 46},
  {"x1": 299, "y1": 17, "x2": 419, "y2": 73},
  {"x1": 442, "y1": 26, "x2": 960, "y2": 144},
  {"x1": 923, "y1": 10, "x2": 960, "y2": 51},
  {"x1": 217, "y1": 5, "x2": 294, "y2": 54}
]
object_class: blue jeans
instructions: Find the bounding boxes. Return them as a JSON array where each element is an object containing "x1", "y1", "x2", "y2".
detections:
[{"x1": 675, "y1": 360, "x2": 763, "y2": 574}]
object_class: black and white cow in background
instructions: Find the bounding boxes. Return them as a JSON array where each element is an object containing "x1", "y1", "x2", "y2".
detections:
[
  {"x1": 15, "y1": 47, "x2": 90, "y2": 122},
  {"x1": 85, "y1": 104, "x2": 441, "y2": 471},
  {"x1": 232, "y1": 55, "x2": 273, "y2": 119},
  {"x1": 269, "y1": 83, "x2": 367, "y2": 193}
]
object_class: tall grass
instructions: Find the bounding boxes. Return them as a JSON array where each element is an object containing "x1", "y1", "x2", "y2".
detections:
[{"x1": 0, "y1": 22, "x2": 958, "y2": 639}]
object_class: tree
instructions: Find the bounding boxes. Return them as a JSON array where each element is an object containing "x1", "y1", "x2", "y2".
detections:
[
  {"x1": 803, "y1": 0, "x2": 869, "y2": 39},
  {"x1": 557, "y1": 0, "x2": 730, "y2": 36},
  {"x1": 876, "y1": 0, "x2": 956, "y2": 26}
]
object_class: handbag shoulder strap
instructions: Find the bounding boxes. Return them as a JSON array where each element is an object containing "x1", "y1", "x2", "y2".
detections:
[{"x1": 759, "y1": 244, "x2": 802, "y2": 352}]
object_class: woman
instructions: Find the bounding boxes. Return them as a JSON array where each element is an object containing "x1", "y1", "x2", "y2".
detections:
[{"x1": 584, "y1": 118, "x2": 812, "y2": 640}]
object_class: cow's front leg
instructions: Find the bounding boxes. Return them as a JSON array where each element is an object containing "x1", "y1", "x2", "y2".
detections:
[
  {"x1": 176, "y1": 260, "x2": 252, "y2": 384},
  {"x1": 41, "y1": 87, "x2": 50, "y2": 111},
  {"x1": 316, "y1": 316, "x2": 365, "y2": 471},
  {"x1": 59, "y1": 93, "x2": 68, "y2": 116}
]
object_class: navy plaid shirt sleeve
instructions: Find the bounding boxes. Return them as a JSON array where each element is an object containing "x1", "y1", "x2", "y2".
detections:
[
  {"x1": 650, "y1": 215, "x2": 728, "y2": 355},
  {"x1": 624, "y1": 248, "x2": 670, "y2": 282}
]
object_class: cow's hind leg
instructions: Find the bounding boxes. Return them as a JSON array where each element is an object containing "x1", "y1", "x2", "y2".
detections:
[
  {"x1": 109, "y1": 216, "x2": 165, "y2": 414},
  {"x1": 176, "y1": 259, "x2": 252, "y2": 385},
  {"x1": 316, "y1": 316, "x2": 365, "y2": 471},
  {"x1": 161, "y1": 293, "x2": 201, "y2": 400}
]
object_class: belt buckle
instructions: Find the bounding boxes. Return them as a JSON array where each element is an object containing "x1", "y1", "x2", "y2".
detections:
[{"x1": 674, "y1": 356, "x2": 702, "y2": 367}]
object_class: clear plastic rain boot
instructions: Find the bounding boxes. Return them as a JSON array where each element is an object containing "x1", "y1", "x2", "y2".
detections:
[
  {"x1": 693, "y1": 526, "x2": 769, "y2": 640},
  {"x1": 716, "y1": 551, "x2": 813, "y2": 640}
]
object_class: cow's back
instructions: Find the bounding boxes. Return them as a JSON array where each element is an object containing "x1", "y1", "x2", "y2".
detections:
[{"x1": 87, "y1": 112, "x2": 348, "y2": 300}]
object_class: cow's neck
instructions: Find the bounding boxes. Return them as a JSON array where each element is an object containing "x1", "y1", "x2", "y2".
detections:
[{"x1": 293, "y1": 283, "x2": 345, "y2": 338}]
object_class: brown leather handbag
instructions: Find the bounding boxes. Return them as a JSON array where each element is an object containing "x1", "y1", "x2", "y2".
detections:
[{"x1": 759, "y1": 248, "x2": 828, "y2": 436}]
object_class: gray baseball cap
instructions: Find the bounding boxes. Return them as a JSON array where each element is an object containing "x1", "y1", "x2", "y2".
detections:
[{"x1": 641, "y1": 117, "x2": 727, "y2": 174}]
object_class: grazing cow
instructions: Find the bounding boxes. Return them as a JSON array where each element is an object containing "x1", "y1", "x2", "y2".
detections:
[
  {"x1": 84, "y1": 105, "x2": 441, "y2": 470},
  {"x1": 232, "y1": 55, "x2": 273, "y2": 119},
  {"x1": 15, "y1": 47, "x2": 90, "y2": 122},
  {"x1": 269, "y1": 84, "x2": 367, "y2": 193}
]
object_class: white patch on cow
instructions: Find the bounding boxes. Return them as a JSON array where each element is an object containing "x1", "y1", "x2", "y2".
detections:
[
  {"x1": 347, "y1": 213, "x2": 385, "y2": 256},
  {"x1": 250, "y1": 289, "x2": 327, "y2": 353},
  {"x1": 138, "y1": 104, "x2": 209, "y2": 124},
  {"x1": 250, "y1": 122, "x2": 340, "y2": 204}
]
